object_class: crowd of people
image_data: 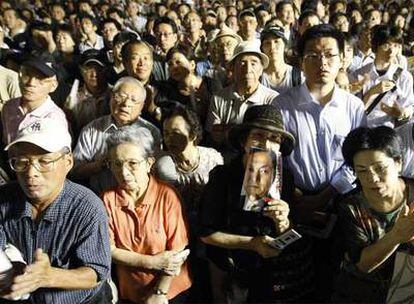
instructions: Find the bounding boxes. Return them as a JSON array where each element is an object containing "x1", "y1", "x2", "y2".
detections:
[{"x1": 0, "y1": 0, "x2": 414, "y2": 303}]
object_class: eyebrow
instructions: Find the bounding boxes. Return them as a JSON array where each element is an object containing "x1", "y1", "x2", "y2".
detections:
[{"x1": 355, "y1": 161, "x2": 385, "y2": 168}]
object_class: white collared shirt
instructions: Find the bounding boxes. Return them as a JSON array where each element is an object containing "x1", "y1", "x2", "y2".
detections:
[
  {"x1": 354, "y1": 62, "x2": 414, "y2": 127},
  {"x1": 78, "y1": 35, "x2": 104, "y2": 53},
  {"x1": 205, "y1": 83, "x2": 279, "y2": 131}
]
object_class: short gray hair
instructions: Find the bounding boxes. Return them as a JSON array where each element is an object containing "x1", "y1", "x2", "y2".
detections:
[
  {"x1": 106, "y1": 125, "x2": 155, "y2": 158},
  {"x1": 112, "y1": 76, "x2": 147, "y2": 101}
]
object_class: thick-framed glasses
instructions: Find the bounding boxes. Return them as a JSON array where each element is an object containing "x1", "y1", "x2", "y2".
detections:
[
  {"x1": 355, "y1": 163, "x2": 391, "y2": 180},
  {"x1": 107, "y1": 158, "x2": 146, "y2": 171},
  {"x1": 9, "y1": 149, "x2": 68, "y2": 173},
  {"x1": 303, "y1": 52, "x2": 340, "y2": 62},
  {"x1": 113, "y1": 92, "x2": 142, "y2": 104}
]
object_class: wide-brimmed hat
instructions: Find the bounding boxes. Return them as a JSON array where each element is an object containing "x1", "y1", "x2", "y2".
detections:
[
  {"x1": 230, "y1": 105, "x2": 295, "y2": 156},
  {"x1": 213, "y1": 26, "x2": 242, "y2": 43},
  {"x1": 227, "y1": 41, "x2": 269, "y2": 68}
]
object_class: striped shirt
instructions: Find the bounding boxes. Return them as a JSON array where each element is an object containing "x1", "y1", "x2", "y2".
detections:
[{"x1": 0, "y1": 180, "x2": 111, "y2": 304}]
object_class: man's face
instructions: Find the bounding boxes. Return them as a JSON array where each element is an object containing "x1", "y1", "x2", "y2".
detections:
[
  {"x1": 102, "y1": 22, "x2": 119, "y2": 45},
  {"x1": 79, "y1": 2, "x2": 92, "y2": 13},
  {"x1": 55, "y1": 31, "x2": 75, "y2": 53},
  {"x1": 19, "y1": 66, "x2": 57, "y2": 103},
  {"x1": 239, "y1": 15, "x2": 258, "y2": 37},
  {"x1": 343, "y1": 41, "x2": 354, "y2": 69},
  {"x1": 376, "y1": 40, "x2": 400, "y2": 63},
  {"x1": 9, "y1": 143, "x2": 72, "y2": 205},
  {"x1": 257, "y1": 11, "x2": 270, "y2": 27},
  {"x1": 316, "y1": 1, "x2": 325, "y2": 18},
  {"x1": 226, "y1": 16, "x2": 239, "y2": 32},
  {"x1": 178, "y1": 5, "x2": 190, "y2": 20},
  {"x1": 278, "y1": 4, "x2": 294, "y2": 26},
  {"x1": 168, "y1": 52, "x2": 194, "y2": 82},
  {"x1": 81, "y1": 64, "x2": 106, "y2": 90},
  {"x1": 80, "y1": 18, "x2": 95, "y2": 35},
  {"x1": 215, "y1": 36, "x2": 239, "y2": 64},
  {"x1": 51, "y1": 5, "x2": 65, "y2": 22},
  {"x1": 125, "y1": 43, "x2": 154, "y2": 83},
  {"x1": 261, "y1": 36, "x2": 285, "y2": 59},
  {"x1": 301, "y1": 37, "x2": 342, "y2": 86},
  {"x1": 367, "y1": 10, "x2": 381, "y2": 28},
  {"x1": 233, "y1": 54, "x2": 263, "y2": 90},
  {"x1": 244, "y1": 151, "x2": 274, "y2": 200},
  {"x1": 185, "y1": 12, "x2": 202, "y2": 33},
  {"x1": 126, "y1": 1, "x2": 138, "y2": 17},
  {"x1": 110, "y1": 81, "x2": 146, "y2": 125},
  {"x1": 155, "y1": 23, "x2": 177, "y2": 53},
  {"x1": 333, "y1": 15, "x2": 349, "y2": 33},
  {"x1": 299, "y1": 15, "x2": 320, "y2": 35},
  {"x1": 3, "y1": 10, "x2": 17, "y2": 29},
  {"x1": 244, "y1": 128, "x2": 282, "y2": 153}
]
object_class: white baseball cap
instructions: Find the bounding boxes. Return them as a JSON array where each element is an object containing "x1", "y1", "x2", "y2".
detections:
[{"x1": 5, "y1": 119, "x2": 72, "y2": 152}]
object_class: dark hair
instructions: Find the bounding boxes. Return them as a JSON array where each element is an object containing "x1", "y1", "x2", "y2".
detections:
[
  {"x1": 100, "y1": 18, "x2": 122, "y2": 32},
  {"x1": 276, "y1": 0, "x2": 293, "y2": 14},
  {"x1": 113, "y1": 31, "x2": 138, "y2": 47},
  {"x1": 107, "y1": 7, "x2": 126, "y2": 19},
  {"x1": 329, "y1": 0, "x2": 347, "y2": 14},
  {"x1": 298, "y1": 9, "x2": 319, "y2": 26},
  {"x1": 342, "y1": 126, "x2": 402, "y2": 169},
  {"x1": 297, "y1": 24, "x2": 344, "y2": 57},
  {"x1": 29, "y1": 20, "x2": 52, "y2": 32},
  {"x1": 78, "y1": 12, "x2": 97, "y2": 26},
  {"x1": 342, "y1": 32, "x2": 357, "y2": 47},
  {"x1": 166, "y1": 44, "x2": 196, "y2": 62},
  {"x1": 154, "y1": 16, "x2": 178, "y2": 34},
  {"x1": 121, "y1": 39, "x2": 153, "y2": 61},
  {"x1": 371, "y1": 24, "x2": 403, "y2": 52},
  {"x1": 300, "y1": 0, "x2": 321, "y2": 13},
  {"x1": 163, "y1": 106, "x2": 203, "y2": 145},
  {"x1": 363, "y1": 8, "x2": 381, "y2": 21},
  {"x1": 53, "y1": 23, "x2": 75, "y2": 41},
  {"x1": 330, "y1": 12, "x2": 348, "y2": 25}
]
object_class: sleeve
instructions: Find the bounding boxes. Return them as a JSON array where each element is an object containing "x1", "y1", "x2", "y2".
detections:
[
  {"x1": 163, "y1": 188, "x2": 189, "y2": 251},
  {"x1": 199, "y1": 166, "x2": 229, "y2": 237},
  {"x1": 73, "y1": 125, "x2": 95, "y2": 165},
  {"x1": 101, "y1": 192, "x2": 116, "y2": 246},
  {"x1": 338, "y1": 200, "x2": 370, "y2": 264},
  {"x1": 205, "y1": 95, "x2": 223, "y2": 132},
  {"x1": 397, "y1": 71, "x2": 414, "y2": 110},
  {"x1": 6, "y1": 73, "x2": 21, "y2": 100},
  {"x1": 73, "y1": 198, "x2": 111, "y2": 282}
]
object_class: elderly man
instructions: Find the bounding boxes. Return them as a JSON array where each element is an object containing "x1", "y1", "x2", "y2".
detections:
[
  {"x1": 206, "y1": 41, "x2": 278, "y2": 148},
  {"x1": 72, "y1": 76, "x2": 161, "y2": 194},
  {"x1": 1, "y1": 55, "x2": 68, "y2": 145},
  {"x1": 0, "y1": 118, "x2": 111, "y2": 303}
]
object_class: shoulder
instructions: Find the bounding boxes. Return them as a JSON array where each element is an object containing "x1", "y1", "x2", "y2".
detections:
[
  {"x1": 273, "y1": 85, "x2": 302, "y2": 108},
  {"x1": 2, "y1": 98, "x2": 20, "y2": 111},
  {"x1": 61, "y1": 181, "x2": 106, "y2": 216}
]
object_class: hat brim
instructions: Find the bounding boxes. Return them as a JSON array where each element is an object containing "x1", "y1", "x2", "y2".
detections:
[
  {"x1": 228, "y1": 51, "x2": 269, "y2": 69},
  {"x1": 5, "y1": 133, "x2": 70, "y2": 152},
  {"x1": 83, "y1": 59, "x2": 105, "y2": 67},
  {"x1": 214, "y1": 33, "x2": 242, "y2": 43},
  {"x1": 260, "y1": 31, "x2": 287, "y2": 43},
  {"x1": 229, "y1": 122, "x2": 295, "y2": 156},
  {"x1": 23, "y1": 60, "x2": 56, "y2": 77}
]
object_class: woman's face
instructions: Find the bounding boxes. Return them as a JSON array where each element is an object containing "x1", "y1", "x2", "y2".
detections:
[
  {"x1": 353, "y1": 150, "x2": 402, "y2": 204},
  {"x1": 167, "y1": 52, "x2": 194, "y2": 82},
  {"x1": 163, "y1": 115, "x2": 194, "y2": 155},
  {"x1": 109, "y1": 143, "x2": 152, "y2": 193}
]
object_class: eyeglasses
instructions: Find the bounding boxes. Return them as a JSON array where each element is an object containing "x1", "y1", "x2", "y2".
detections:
[
  {"x1": 355, "y1": 163, "x2": 390, "y2": 180},
  {"x1": 9, "y1": 150, "x2": 68, "y2": 173},
  {"x1": 303, "y1": 52, "x2": 340, "y2": 62},
  {"x1": 107, "y1": 158, "x2": 146, "y2": 171},
  {"x1": 113, "y1": 92, "x2": 143, "y2": 104}
]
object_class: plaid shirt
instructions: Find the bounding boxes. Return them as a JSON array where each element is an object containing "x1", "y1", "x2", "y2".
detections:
[{"x1": 0, "y1": 180, "x2": 111, "y2": 304}]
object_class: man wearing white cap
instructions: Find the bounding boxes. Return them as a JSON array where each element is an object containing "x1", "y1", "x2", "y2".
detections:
[
  {"x1": 206, "y1": 41, "x2": 278, "y2": 148},
  {"x1": 0, "y1": 119, "x2": 111, "y2": 303}
]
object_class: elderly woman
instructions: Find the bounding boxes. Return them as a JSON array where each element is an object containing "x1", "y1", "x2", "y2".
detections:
[
  {"x1": 101, "y1": 126, "x2": 191, "y2": 304},
  {"x1": 334, "y1": 126, "x2": 414, "y2": 303},
  {"x1": 200, "y1": 105, "x2": 314, "y2": 303}
]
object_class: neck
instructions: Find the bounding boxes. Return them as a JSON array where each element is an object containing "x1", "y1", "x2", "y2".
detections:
[
  {"x1": 86, "y1": 32, "x2": 97, "y2": 43},
  {"x1": 127, "y1": 177, "x2": 150, "y2": 204},
  {"x1": 267, "y1": 59, "x2": 287, "y2": 77},
  {"x1": 306, "y1": 80, "x2": 335, "y2": 106},
  {"x1": 21, "y1": 96, "x2": 47, "y2": 112},
  {"x1": 30, "y1": 182, "x2": 64, "y2": 221},
  {"x1": 236, "y1": 82, "x2": 259, "y2": 97},
  {"x1": 189, "y1": 31, "x2": 200, "y2": 42},
  {"x1": 374, "y1": 57, "x2": 391, "y2": 71}
]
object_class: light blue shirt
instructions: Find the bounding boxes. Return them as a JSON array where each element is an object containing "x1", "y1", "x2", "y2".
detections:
[{"x1": 273, "y1": 83, "x2": 367, "y2": 194}]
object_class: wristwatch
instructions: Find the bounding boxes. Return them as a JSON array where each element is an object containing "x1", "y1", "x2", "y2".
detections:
[{"x1": 154, "y1": 288, "x2": 167, "y2": 296}]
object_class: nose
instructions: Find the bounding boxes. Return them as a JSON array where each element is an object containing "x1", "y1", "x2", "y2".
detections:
[
  {"x1": 25, "y1": 161, "x2": 40, "y2": 177},
  {"x1": 120, "y1": 165, "x2": 132, "y2": 178},
  {"x1": 366, "y1": 170, "x2": 380, "y2": 183}
]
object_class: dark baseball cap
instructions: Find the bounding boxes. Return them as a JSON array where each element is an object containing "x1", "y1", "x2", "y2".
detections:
[
  {"x1": 260, "y1": 25, "x2": 287, "y2": 43},
  {"x1": 22, "y1": 54, "x2": 57, "y2": 77}
]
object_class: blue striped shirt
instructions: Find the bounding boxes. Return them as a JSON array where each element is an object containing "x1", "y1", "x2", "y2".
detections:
[{"x1": 0, "y1": 180, "x2": 111, "y2": 304}]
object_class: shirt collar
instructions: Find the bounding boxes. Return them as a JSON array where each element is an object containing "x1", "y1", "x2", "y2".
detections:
[
  {"x1": 18, "y1": 96, "x2": 54, "y2": 117},
  {"x1": 114, "y1": 176, "x2": 158, "y2": 208},
  {"x1": 298, "y1": 82, "x2": 341, "y2": 108},
  {"x1": 232, "y1": 83, "x2": 266, "y2": 104}
]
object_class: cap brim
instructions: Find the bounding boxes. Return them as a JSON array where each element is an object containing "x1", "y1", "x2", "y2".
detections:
[
  {"x1": 229, "y1": 123, "x2": 295, "y2": 156},
  {"x1": 83, "y1": 59, "x2": 105, "y2": 67},
  {"x1": 5, "y1": 133, "x2": 70, "y2": 152},
  {"x1": 228, "y1": 51, "x2": 269, "y2": 69},
  {"x1": 23, "y1": 60, "x2": 56, "y2": 77},
  {"x1": 214, "y1": 33, "x2": 242, "y2": 43}
]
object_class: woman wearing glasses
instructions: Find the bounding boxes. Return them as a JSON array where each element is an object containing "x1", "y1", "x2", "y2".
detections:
[
  {"x1": 333, "y1": 126, "x2": 414, "y2": 302},
  {"x1": 101, "y1": 126, "x2": 191, "y2": 304}
]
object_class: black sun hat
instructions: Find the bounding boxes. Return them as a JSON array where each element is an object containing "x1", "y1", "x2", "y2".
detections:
[{"x1": 229, "y1": 105, "x2": 295, "y2": 156}]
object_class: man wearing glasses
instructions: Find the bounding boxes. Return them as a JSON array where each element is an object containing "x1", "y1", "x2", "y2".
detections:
[
  {"x1": 0, "y1": 118, "x2": 111, "y2": 303},
  {"x1": 1, "y1": 55, "x2": 68, "y2": 146},
  {"x1": 72, "y1": 76, "x2": 161, "y2": 194},
  {"x1": 273, "y1": 24, "x2": 367, "y2": 300}
]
